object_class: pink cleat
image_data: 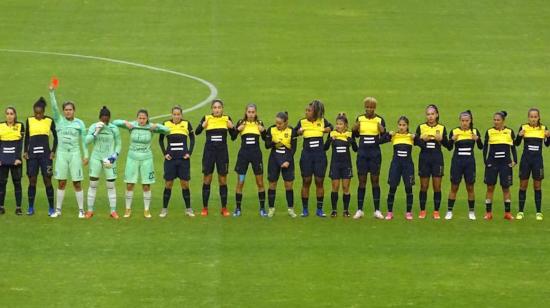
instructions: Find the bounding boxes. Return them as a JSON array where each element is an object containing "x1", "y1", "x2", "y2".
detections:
[
  {"x1": 405, "y1": 212, "x2": 413, "y2": 220},
  {"x1": 385, "y1": 212, "x2": 394, "y2": 220}
]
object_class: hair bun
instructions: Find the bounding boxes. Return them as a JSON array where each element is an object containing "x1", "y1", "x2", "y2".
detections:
[{"x1": 501, "y1": 111, "x2": 507, "y2": 117}]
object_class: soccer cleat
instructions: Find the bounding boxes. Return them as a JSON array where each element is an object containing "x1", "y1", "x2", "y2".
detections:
[
  {"x1": 330, "y1": 210, "x2": 337, "y2": 218},
  {"x1": 50, "y1": 209, "x2": 61, "y2": 218},
  {"x1": 221, "y1": 207, "x2": 230, "y2": 217},
  {"x1": 144, "y1": 210, "x2": 152, "y2": 219},
  {"x1": 85, "y1": 211, "x2": 94, "y2": 219},
  {"x1": 268, "y1": 207, "x2": 275, "y2": 218},
  {"x1": 28, "y1": 206, "x2": 36, "y2": 216},
  {"x1": 468, "y1": 211, "x2": 476, "y2": 220},
  {"x1": 78, "y1": 210, "x2": 86, "y2": 219},
  {"x1": 159, "y1": 208, "x2": 168, "y2": 218},
  {"x1": 233, "y1": 209, "x2": 242, "y2": 217},
  {"x1": 433, "y1": 211, "x2": 440, "y2": 220},
  {"x1": 444, "y1": 211, "x2": 453, "y2": 220},
  {"x1": 185, "y1": 208, "x2": 195, "y2": 217},
  {"x1": 301, "y1": 208, "x2": 309, "y2": 217},
  {"x1": 15, "y1": 207, "x2": 23, "y2": 216},
  {"x1": 124, "y1": 208, "x2": 132, "y2": 218},
  {"x1": 316, "y1": 208, "x2": 326, "y2": 218},
  {"x1": 385, "y1": 212, "x2": 394, "y2": 220},
  {"x1": 201, "y1": 207, "x2": 208, "y2": 216},
  {"x1": 503, "y1": 212, "x2": 514, "y2": 220},
  {"x1": 374, "y1": 210, "x2": 384, "y2": 219},
  {"x1": 47, "y1": 207, "x2": 55, "y2": 217},
  {"x1": 288, "y1": 208, "x2": 297, "y2": 218},
  {"x1": 405, "y1": 212, "x2": 413, "y2": 220},
  {"x1": 418, "y1": 210, "x2": 427, "y2": 219},
  {"x1": 343, "y1": 210, "x2": 351, "y2": 218},
  {"x1": 516, "y1": 212, "x2": 524, "y2": 220},
  {"x1": 110, "y1": 211, "x2": 120, "y2": 219},
  {"x1": 536, "y1": 213, "x2": 544, "y2": 221},
  {"x1": 260, "y1": 208, "x2": 268, "y2": 217},
  {"x1": 353, "y1": 210, "x2": 364, "y2": 219},
  {"x1": 0, "y1": 207, "x2": 5, "y2": 215},
  {"x1": 484, "y1": 212, "x2": 493, "y2": 220}
]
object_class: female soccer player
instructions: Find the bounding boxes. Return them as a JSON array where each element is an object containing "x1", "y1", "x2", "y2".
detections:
[
  {"x1": 113, "y1": 110, "x2": 169, "y2": 218},
  {"x1": 514, "y1": 108, "x2": 550, "y2": 221},
  {"x1": 233, "y1": 103, "x2": 266, "y2": 217},
  {"x1": 445, "y1": 110, "x2": 483, "y2": 220},
  {"x1": 385, "y1": 116, "x2": 416, "y2": 220},
  {"x1": 0, "y1": 107, "x2": 24, "y2": 215},
  {"x1": 49, "y1": 86, "x2": 89, "y2": 218},
  {"x1": 483, "y1": 111, "x2": 517, "y2": 220},
  {"x1": 265, "y1": 111, "x2": 297, "y2": 218},
  {"x1": 159, "y1": 105, "x2": 195, "y2": 218},
  {"x1": 415, "y1": 104, "x2": 450, "y2": 219},
  {"x1": 324, "y1": 113, "x2": 357, "y2": 217},
  {"x1": 195, "y1": 99, "x2": 236, "y2": 217},
  {"x1": 24, "y1": 97, "x2": 57, "y2": 216},
  {"x1": 84, "y1": 106, "x2": 121, "y2": 219},
  {"x1": 294, "y1": 100, "x2": 332, "y2": 217},
  {"x1": 352, "y1": 97, "x2": 387, "y2": 219}
]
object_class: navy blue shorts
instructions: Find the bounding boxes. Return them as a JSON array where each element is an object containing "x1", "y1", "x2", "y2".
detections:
[
  {"x1": 388, "y1": 159, "x2": 415, "y2": 187},
  {"x1": 235, "y1": 150, "x2": 263, "y2": 175},
  {"x1": 26, "y1": 157, "x2": 53, "y2": 178},
  {"x1": 329, "y1": 161, "x2": 353, "y2": 180},
  {"x1": 300, "y1": 150, "x2": 327, "y2": 178},
  {"x1": 356, "y1": 153, "x2": 381, "y2": 176},
  {"x1": 484, "y1": 162, "x2": 513, "y2": 188},
  {"x1": 450, "y1": 157, "x2": 476, "y2": 184},
  {"x1": 418, "y1": 153, "x2": 444, "y2": 178},
  {"x1": 267, "y1": 154, "x2": 294, "y2": 182},
  {"x1": 202, "y1": 148, "x2": 229, "y2": 175},
  {"x1": 519, "y1": 155, "x2": 544, "y2": 181},
  {"x1": 164, "y1": 159, "x2": 190, "y2": 181}
]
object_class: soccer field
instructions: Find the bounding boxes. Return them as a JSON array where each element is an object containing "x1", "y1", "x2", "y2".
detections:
[{"x1": 1, "y1": 1, "x2": 550, "y2": 307}]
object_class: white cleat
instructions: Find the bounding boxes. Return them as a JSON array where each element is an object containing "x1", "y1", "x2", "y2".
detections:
[
  {"x1": 373, "y1": 210, "x2": 384, "y2": 219},
  {"x1": 445, "y1": 211, "x2": 453, "y2": 220},
  {"x1": 50, "y1": 209, "x2": 62, "y2": 218},
  {"x1": 287, "y1": 208, "x2": 297, "y2": 218},
  {"x1": 159, "y1": 208, "x2": 168, "y2": 218},
  {"x1": 78, "y1": 210, "x2": 86, "y2": 219},
  {"x1": 185, "y1": 208, "x2": 195, "y2": 217},
  {"x1": 353, "y1": 210, "x2": 364, "y2": 219},
  {"x1": 468, "y1": 211, "x2": 476, "y2": 220}
]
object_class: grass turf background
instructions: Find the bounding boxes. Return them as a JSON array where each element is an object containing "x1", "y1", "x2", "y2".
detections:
[{"x1": 1, "y1": 0, "x2": 550, "y2": 307}]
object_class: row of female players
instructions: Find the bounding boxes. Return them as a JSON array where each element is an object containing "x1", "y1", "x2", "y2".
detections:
[{"x1": 0, "y1": 86, "x2": 548, "y2": 221}]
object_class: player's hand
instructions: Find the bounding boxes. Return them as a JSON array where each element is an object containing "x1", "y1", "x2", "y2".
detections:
[
  {"x1": 389, "y1": 131, "x2": 395, "y2": 136},
  {"x1": 23, "y1": 152, "x2": 29, "y2": 160},
  {"x1": 519, "y1": 130, "x2": 525, "y2": 137},
  {"x1": 48, "y1": 85, "x2": 55, "y2": 92},
  {"x1": 165, "y1": 154, "x2": 172, "y2": 161},
  {"x1": 183, "y1": 153, "x2": 190, "y2": 160},
  {"x1": 227, "y1": 120, "x2": 234, "y2": 129},
  {"x1": 378, "y1": 123, "x2": 385, "y2": 133},
  {"x1": 410, "y1": 133, "x2": 416, "y2": 139},
  {"x1": 435, "y1": 131, "x2": 443, "y2": 142},
  {"x1": 14, "y1": 159, "x2": 22, "y2": 165},
  {"x1": 472, "y1": 133, "x2": 479, "y2": 141},
  {"x1": 452, "y1": 134, "x2": 459, "y2": 141},
  {"x1": 124, "y1": 120, "x2": 133, "y2": 129},
  {"x1": 259, "y1": 124, "x2": 265, "y2": 133},
  {"x1": 50, "y1": 152, "x2": 55, "y2": 160},
  {"x1": 352, "y1": 123, "x2": 360, "y2": 133},
  {"x1": 545, "y1": 130, "x2": 550, "y2": 138},
  {"x1": 83, "y1": 158, "x2": 89, "y2": 166},
  {"x1": 149, "y1": 123, "x2": 158, "y2": 131},
  {"x1": 509, "y1": 161, "x2": 516, "y2": 168},
  {"x1": 237, "y1": 123, "x2": 245, "y2": 131},
  {"x1": 202, "y1": 118, "x2": 209, "y2": 128},
  {"x1": 281, "y1": 161, "x2": 290, "y2": 168},
  {"x1": 297, "y1": 128, "x2": 304, "y2": 135},
  {"x1": 421, "y1": 134, "x2": 431, "y2": 141}
]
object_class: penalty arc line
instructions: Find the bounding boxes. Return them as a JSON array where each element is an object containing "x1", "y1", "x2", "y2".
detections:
[{"x1": 0, "y1": 48, "x2": 218, "y2": 120}]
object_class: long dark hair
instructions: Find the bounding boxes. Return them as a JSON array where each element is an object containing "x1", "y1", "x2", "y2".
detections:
[
  {"x1": 5, "y1": 106, "x2": 17, "y2": 123},
  {"x1": 309, "y1": 100, "x2": 325, "y2": 120}
]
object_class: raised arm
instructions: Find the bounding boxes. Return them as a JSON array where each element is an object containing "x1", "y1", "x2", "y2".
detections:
[{"x1": 49, "y1": 89, "x2": 62, "y2": 123}]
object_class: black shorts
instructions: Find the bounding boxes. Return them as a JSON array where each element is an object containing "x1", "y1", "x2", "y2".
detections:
[
  {"x1": 356, "y1": 153, "x2": 381, "y2": 176},
  {"x1": 26, "y1": 157, "x2": 53, "y2": 178},
  {"x1": 484, "y1": 162, "x2": 513, "y2": 188},
  {"x1": 0, "y1": 165, "x2": 23, "y2": 181},
  {"x1": 388, "y1": 159, "x2": 415, "y2": 187},
  {"x1": 235, "y1": 150, "x2": 263, "y2": 175},
  {"x1": 450, "y1": 157, "x2": 476, "y2": 184},
  {"x1": 300, "y1": 150, "x2": 327, "y2": 178},
  {"x1": 267, "y1": 154, "x2": 294, "y2": 182},
  {"x1": 329, "y1": 161, "x2": 353, "y2": 180},
  {"x1": 418, "y1": 153, "x2": 444, "y2": 178},
  {"x1": 202, "y1": 148, "x2": 229, "y2": 175},
  {"x1": 164, "y1": 159, "x2": 190, "y2": 181},
  {"x1": 519, "y1": 155, "x2": 544, "y2": 181}
]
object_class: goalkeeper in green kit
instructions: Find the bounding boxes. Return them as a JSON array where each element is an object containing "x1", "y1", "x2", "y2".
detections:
[
  {"x1": 84, "y1": 106, "x2": 122, "y2": 219},
  {"x1": 113, "y1": 109, "x2": 169, "y2": 218},
  {"x1": 48, "y1": 85, "x2": 89, "y2": 218}
]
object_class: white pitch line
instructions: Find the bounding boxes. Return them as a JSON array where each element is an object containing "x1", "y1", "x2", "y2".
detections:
[{"x1": 0, "y1": 48, "x2": 218, "y2": 120}]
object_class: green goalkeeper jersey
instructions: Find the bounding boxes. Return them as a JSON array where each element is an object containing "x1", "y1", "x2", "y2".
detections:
[
  {"x1": 85, "y1": 122, "x2": 122, "y2": 160},
  {"x1": 49, "y1": 90, "x2": 89, "y2": 158},
  {"x1": 113, "y1": 120, "x2": 169, "y2": 161}
]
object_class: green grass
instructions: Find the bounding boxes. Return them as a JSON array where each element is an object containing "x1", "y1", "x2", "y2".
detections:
[{"x1": 1, "y1": 0, "x2": 550, "y2": 307}]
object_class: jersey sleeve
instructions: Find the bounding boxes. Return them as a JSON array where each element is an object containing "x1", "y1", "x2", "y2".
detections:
[
  {"x1": 113, "y1": 126, "x2": 122, "y2": 154},
  {"x1": 187, "y1": 122, "x2": 195, "y2": 155},
  {"x1": 85, "y1": 124, "x2": 96, "y2": 145},
  {"x1": 49, "y1": 90, "x2": 62, "y2": 124},
  {"x1": 264, "y1": 126, "x2": 274, "y2": 149},
  {"x1": 195, "y1": 116, "x2": 206, "y2": 135},
  {"x1": 514, "y1": 125, "x2": 524, "y2": 146},
  {"x1": 324, "y1": 118, "x2": 333, "y2": 132},
  {"x1": 447, "y1": 129, "x2": 455, "y2": 150}
]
